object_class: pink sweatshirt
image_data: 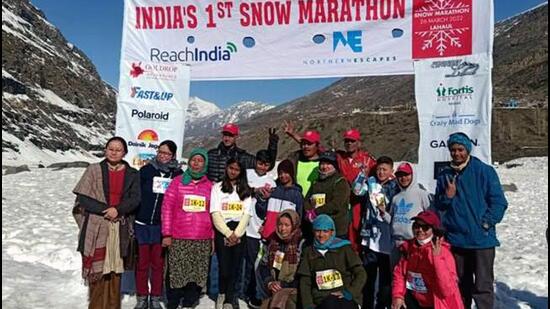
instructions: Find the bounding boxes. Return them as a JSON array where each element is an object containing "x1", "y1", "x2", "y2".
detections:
[
  {"x1": 161, "y1": 175, "x2": 214, "y2": 240},
  {"x1": 393, "y1": 239, "x2": 464, "y2": 309}
]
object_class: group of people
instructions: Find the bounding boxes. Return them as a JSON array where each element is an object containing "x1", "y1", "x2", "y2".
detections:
[{"x1": 73, "y1": 123, "x2": 508, "y2": 309}]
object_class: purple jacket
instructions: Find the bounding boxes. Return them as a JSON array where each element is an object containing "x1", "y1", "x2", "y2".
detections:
[{"x1": 161, "y1": 175, "x2": 214, "y2": 240}]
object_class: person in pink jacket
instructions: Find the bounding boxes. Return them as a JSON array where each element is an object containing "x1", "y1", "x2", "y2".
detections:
[
  {"x1": 161, "y1": 148, "x2": 214, "y2": 309},
  {"x1": 392, "y1": 210, "x2": 463, "y2": 309}
]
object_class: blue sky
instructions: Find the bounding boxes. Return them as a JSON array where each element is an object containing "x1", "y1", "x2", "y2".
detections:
[{"x1": 32, "y1": 0, "x2": 547, "y2": 108}]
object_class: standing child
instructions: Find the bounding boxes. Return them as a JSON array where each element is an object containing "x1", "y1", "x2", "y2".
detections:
[
  {"x1": 211, "y1": 159, "x2": 253, "y2": 309},
  {"x1": 354, "y1": 156, "x2": 400, "y2": 309}
]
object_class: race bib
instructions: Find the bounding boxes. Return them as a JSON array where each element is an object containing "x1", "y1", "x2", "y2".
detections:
[
  {"x1": 273, "y1": 251, "x2": 285, "y2": 270},
  {"x1": 406, "y1": 271, "x2": 428, "y2": 294},
  {"x1": 311, "y1": 194, "x2": 326, "y2": 208},
  {"x1": 221, "y1": 201, "x2": 244, "y2": 218},
  {"x1": 315, "y1": 269, "x2": 344, "y2": 290},
  {"x1": 152, "y1": 177, "x2": 171, "y2": 194},
  {"x1": 182, "y1": 195, "x2": 207, "y2": 212}
]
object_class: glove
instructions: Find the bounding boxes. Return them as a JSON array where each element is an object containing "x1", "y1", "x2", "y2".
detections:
[{"x1": 306, "y1": 209, "x2": 318, "y2": 222}]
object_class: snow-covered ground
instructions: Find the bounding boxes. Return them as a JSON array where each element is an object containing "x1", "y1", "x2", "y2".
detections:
[{"x1": 2, "y1": 157, "x2": 548, "y2": 309}]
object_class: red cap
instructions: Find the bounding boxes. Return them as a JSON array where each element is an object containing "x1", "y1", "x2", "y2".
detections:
[
  {"x1": 302, "y1": 130, "x2": 321, "y2": 144},
  {"x1": 343, "y1": 129, "x2": 361, "y2": 141},
  {"x1": 222, "y1": 123, "x2": 239, "y2": 136},
  {"x1": 395, "y1": 162, "x2": 413, "y2": 175},
  {"x1": 412, "y1": 210, "x2": 441, "y2": 229}
]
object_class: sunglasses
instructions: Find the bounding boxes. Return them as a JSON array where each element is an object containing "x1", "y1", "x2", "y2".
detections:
[{"x1": 412, "y1": 222, "x2": 432, "y2": 232}]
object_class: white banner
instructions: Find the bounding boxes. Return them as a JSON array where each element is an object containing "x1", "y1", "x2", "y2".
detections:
[
  {"x1": 120, "y1": 0, "x2": 493, "y2": 80},
  {"x1": 116, "y1": 61, "x2": 190, "y2": 169},
  {"x1": 415, "y1": 53, "x2": 492, "y2": 192}
]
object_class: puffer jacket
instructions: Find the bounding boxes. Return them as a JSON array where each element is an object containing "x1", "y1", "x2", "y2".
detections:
[
  {"x1": 161, "y1": 175, "x2": 214, "y2": 240},
  {"x1": 393, "y1": 239, "x2": 464, "y2": 309},
  {"x1": 135, "y1": 163, "x2": 182, "y2": 225},
  {"x1": 207, "y1": 137, "x2": 278, "y2": 182}
]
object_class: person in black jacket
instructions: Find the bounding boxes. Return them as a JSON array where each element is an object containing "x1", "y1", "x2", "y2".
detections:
[
  {"x1": 134, "y1": 140, "x2": 183, "y2": 309},
  {"x1": 207, "y1": 123, "x2": 279, "y2": 182}
]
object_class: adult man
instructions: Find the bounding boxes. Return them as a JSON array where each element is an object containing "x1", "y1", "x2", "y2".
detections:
[
  {"x1": 336, "y1": 129, "x2": 377, "y2": 252},
  {"x1": 435, "y1": 132, "x2": 508, "y2": 309},
  {"x1": 207, "y1": 123, "x2": 278, "y2": 182},
  {"x1": 287, "y1": 130, "x2": 322, "y2": 197}
]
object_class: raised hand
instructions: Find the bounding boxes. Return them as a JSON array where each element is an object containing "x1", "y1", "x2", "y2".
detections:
[
  {"x1": 432, "y1": 236, "x2": 443, "y2": 256},
  {"x1": 445, "y1": 175, "x2": 457, "y2": 198}
]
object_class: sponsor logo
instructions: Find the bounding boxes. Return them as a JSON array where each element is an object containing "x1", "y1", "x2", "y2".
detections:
[
  {"x1": 130, "y1": 87, "x2": 174, "y2": 101},
  {"x1": 129, "y1": 62, "x2": 179, "y2": 81},
  {"x1": 430, "y1": 111, "x2": 482, "y2": 127},
  {"x1": 431, "y1": 59, "x2": 480, "y2": 77},
  {"x1": 131, "y1": 109, "x2": 170, "y2": 121},
  {"x1": 150, "y1": 42, "x2": 237, "y2": 63},
  {"x1": 333, "y1": 31, "x2": 362, "y2": 53},
  {"x1": 436, "y1": 83, "x2": 474, "y2": 105},
  {"x1": 430, "y1": 138, "x2": 478, "y2": 149}
]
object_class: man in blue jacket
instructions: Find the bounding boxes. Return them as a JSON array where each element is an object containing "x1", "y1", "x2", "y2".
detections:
[{"x1": 435, "y1": 132, "x2": 508, "y2": 309}]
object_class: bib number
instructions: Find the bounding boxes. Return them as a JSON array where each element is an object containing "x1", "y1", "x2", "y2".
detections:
[
  {"x1": 311, "y1": 194, "x2": 326, "y2": 208},
  {"x1": 315, "y1": 269, "x2": 344, "y2": 290},
  {"x1": 152, "y1": 177, "x2": 171, "y2": 194},
  {"x1": 273, "y1": 251, "x2": 285, "y2": 270},
  {"x1": 182, "y1": 195, "x2": 207, "y2": 212},
  {"x1": 221, "y1": 202, "x2": 244, "y2": 218},
  {"x1": 406, "y1": 271, "x2": 428, "y2": 293}
]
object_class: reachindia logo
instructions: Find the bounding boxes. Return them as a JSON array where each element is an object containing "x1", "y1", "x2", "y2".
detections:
[{"x1": 150, "y1": 41, "x2": 238, "y2": 63}]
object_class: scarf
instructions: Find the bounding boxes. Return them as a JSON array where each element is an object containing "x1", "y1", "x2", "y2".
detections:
[
  {"x1": 182, "y1": 148, "x2": 209, "y2": 185},
  {"x1": 450, "y1": 155, "x2": 471, "y2": 172},
  {"x1": 268, "y1": 210, "x2": 302, "y2": 268},
  {"x1": 313, "y1": 214, "x2": 351, "y2": 250},
  {"x1": 150, "y1": 157, "x2": 179, "y2": 173}
]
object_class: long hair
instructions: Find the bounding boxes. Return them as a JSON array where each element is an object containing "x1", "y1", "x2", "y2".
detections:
[{"x1": 221, "y1": 158, "x2": 252, "y2": 200}]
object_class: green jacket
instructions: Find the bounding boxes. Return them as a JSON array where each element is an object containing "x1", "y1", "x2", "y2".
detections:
[
  {"x1": 305, "y1": 172, "x2": 351, "y2": 237},
  {"x1": 297, "y1": 244, "x2": 367, "y2": 307}
]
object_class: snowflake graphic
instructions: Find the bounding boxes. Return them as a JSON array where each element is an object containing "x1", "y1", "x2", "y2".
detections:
[{"x1": 416, "y1": 0, "x2": 471, "y2": 56}]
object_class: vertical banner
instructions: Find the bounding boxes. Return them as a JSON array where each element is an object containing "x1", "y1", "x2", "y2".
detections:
[
  {"x1": 415, "y1": 53, "x2": 492, "y2": 192},
  {"x1": 116, "y1": 60, "x2": 190, "y2": 169}
]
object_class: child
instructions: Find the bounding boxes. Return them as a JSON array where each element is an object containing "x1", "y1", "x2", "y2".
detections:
[{"x1": 353, "y1": 156, "x2": 400, "y2": 309}]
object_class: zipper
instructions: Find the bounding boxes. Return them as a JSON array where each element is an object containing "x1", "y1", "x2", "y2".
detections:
[{"x1": 150, "y1": 171, "x2": 171, "y2": 225}]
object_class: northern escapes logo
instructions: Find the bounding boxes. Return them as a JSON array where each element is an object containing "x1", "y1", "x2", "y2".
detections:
[
  {"x1": 150, "y1": 42, "x2": 237, "y2": 63},
  {"x1": 131, "y1": 109, "x2": 169, "y2": 121},
  {"x1": 333, "y1": 31, "x2": 362, "y2": 53},
  {"x1": 131, "y1": 87, "x2": 174, "y2": 101}
]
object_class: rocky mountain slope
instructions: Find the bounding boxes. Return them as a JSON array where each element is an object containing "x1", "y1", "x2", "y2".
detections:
[{"x1": 2, "y1": 0, "x2": 116, "y2": 162}]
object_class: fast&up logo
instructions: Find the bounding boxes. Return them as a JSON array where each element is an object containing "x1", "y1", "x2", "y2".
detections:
[{"x1": 130, "y1": 87, "x2": 174, "y2": 101}]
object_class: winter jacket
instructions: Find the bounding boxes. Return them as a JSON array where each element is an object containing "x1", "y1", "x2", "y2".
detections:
[
  {"x1": 337, "y1": 150, "x2": 377, "y2": 252},
  {"x1": 297, "y1": 244, "x2": 367, "y2": 308},
  {"x1": 393, "y1": 239, "x2": 464, "y2": 309},
  {"x1": 257, "y1": 184, "x2": 304, "y2": 239},
  {"x1": 435, "y1": 156, "x2": 508, "y2": 249},
  {"x1": 161, "y1": 175, "x2": 214, "y2": 240},
  {"x1": 356, "y1": 176, "x2": 400, "y2": 254},
  {"x1": 207, "y1": 137, "x2": 278, "y2": 182},
  {"x1": 387, "y1": 165, "x2": 432, "y2": 243},
  {"x1": 305, "y1": 172, "x2": 351, "y2": 237},
  {"x1": 136, "y1": 163, "x2": 183, "y2": 225}
]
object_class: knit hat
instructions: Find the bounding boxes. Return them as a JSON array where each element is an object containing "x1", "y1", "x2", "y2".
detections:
[
  {"x1": 182, "y1": 148, "x2": 208, "y2": 185},
  {"x1": 277, "y1": 159, "x2": 295, "y2": 183},
  {"x1": 319, "y1": 151, "x2": 338, "y2": 170},
  {"x1": 447, "y1": 132, "x2": 472, "y2": 153}
]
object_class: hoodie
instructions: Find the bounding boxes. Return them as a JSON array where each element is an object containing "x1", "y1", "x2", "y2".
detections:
[{"x1": 384, "y1": 163, "x2": 433, "y2": 243}]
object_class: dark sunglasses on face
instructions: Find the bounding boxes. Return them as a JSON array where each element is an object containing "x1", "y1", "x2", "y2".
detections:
[
  {"x1": 412, "y1": 222, "x2": 432, "y2": 232},
  {"x1": 222, "y1": 132, "x2": 236, "y2": 137}
]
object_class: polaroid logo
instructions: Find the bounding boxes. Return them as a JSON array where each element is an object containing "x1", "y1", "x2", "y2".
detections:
[
  {"x1": 333, "y1": 31, "x2": 362, "y2": 53},
  {"x1": 131, "y1": 109, "x2": 169, "y2": 121}
]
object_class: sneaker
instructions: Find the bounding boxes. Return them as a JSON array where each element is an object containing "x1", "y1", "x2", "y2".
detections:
[
  {"x1": 223, "y1": 304, "x2": 233, "y2": 309},
  {"x1": 134, "y1": 295, "x2": 149, "y2": 309},
  {"x1": 216, "y1": 294, "x2": 226, "y2": 309},
  {"x1": 150, "y1": 296, "x2": 164, "y2": 309}
]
